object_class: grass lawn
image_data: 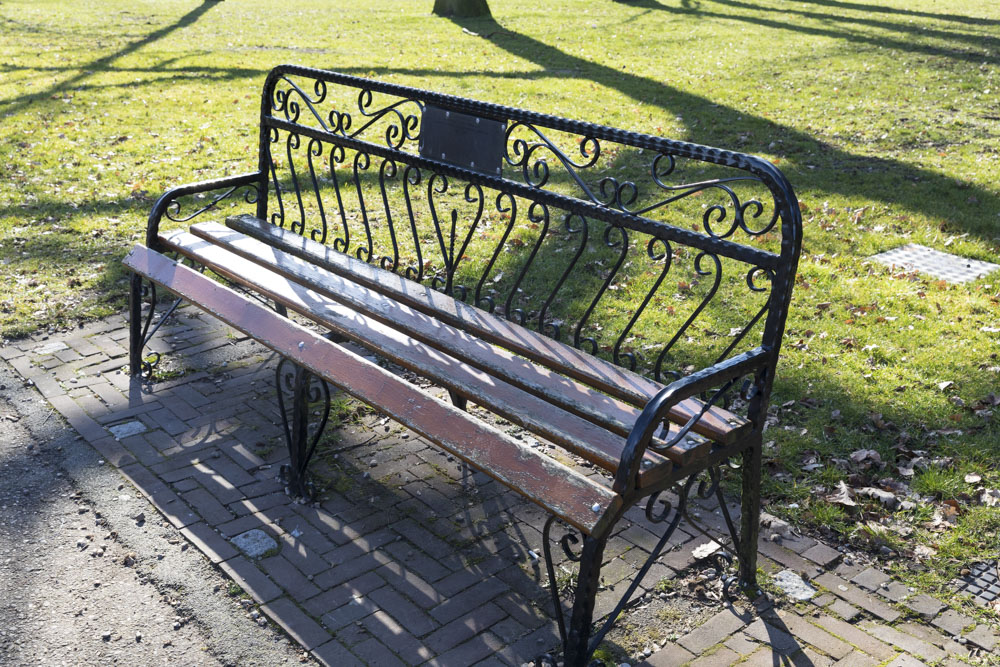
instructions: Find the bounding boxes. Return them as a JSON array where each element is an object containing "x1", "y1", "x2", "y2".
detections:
[{"x1": 2, "y1": 0, "x2": 999, "y2": 616}]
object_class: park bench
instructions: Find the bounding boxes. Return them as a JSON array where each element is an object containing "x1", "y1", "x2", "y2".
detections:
[{"x1": 124, "y1": 64, "x2": 801, "y2": 665}]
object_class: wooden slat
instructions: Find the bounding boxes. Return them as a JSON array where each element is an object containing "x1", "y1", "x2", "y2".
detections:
[
  {"x1": 160, "y1": 230, "x2": 693, "y2": 483},
  {"x1": 189, "y1": 221, "x2": 708, "y2": 455},
  {"x1": 226, "y1": 214, "x2": 750, "y2": 445},
  {"x1": 124, "y1": 244, "x2": 622, "y2": 535}
]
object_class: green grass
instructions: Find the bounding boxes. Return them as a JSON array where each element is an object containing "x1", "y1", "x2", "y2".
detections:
[{"x1": 2, "y1": 0, "x2": 999, "y2": 604}]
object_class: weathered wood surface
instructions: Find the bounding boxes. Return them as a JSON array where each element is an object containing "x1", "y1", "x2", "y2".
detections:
[
  {"x1": 124, "y1": 244, "x2": 622, "y2": 535},
  {"x1": 226, "y1": 214, "x2": 749, "y2": 445},
  {"x1": 160, "y1": 230, "x2": 698, "y2": 482},
  {"x1": 191, "y1": 221, "x2": 712, "y2": 459}
]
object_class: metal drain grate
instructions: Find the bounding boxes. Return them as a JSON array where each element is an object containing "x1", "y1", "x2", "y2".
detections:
[
  {"x1": 956, "y1": 561, "x2": 1000, "y2": 605},
  {"x1": 872, "y1": 244, "x2": 999, "y2": 284}
]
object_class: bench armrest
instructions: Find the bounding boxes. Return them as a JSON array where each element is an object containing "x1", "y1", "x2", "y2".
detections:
[
  {"x1": 614, "y1": 347, "x2": 772, "y2": 493},
  {"x1": 146, "y1": 172, "x2": 262, "y2": 249}
]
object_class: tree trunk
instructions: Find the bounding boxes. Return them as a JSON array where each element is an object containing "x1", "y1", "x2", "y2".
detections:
[{"x1": 432, "y1": 0, "x2": 491, "y2": 18}]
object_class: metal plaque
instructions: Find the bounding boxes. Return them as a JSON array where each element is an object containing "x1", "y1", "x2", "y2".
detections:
[{"x1": 419, "y1": 105, "x2": 506, "y2": 176}]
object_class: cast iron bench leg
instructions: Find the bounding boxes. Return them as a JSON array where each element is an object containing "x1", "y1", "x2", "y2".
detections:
[
  {"x1": 564, "y1": 534, "x2": 608, "y2": 666},
  {"x1": 128, "y1": 272, "x2": 144, "y2": 376},
  {"x1": 738, "y1": 440, "x2": 762, "y2": 590}
]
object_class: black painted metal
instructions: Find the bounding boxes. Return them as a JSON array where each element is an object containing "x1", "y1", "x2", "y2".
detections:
[
  {"x1": 276, "y1": 358, "x2": 331, "y2": 499},
  {"x1": 129, "y1": 66, "x2": 803, "y2": 666}
]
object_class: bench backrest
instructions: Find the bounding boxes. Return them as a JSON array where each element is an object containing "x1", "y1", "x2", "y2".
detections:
[{"x1": 253, "y1": 65, "x2": 801, "y2": 388}]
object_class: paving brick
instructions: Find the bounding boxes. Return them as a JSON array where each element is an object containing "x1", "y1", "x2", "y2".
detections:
[
  {"x1": 877, "y1": 581, "x2": 911, "y2": 603},
  {"x1": 320, "y1": 591, "x2": 382, "y2": 631},
  {"x1": 429, "y1": 576, "x2": 509, "y2": 625},
  {"x1": 313, "y1": 551, "x2": 392, "y2": 590},
  {"x1": 677, "y1": 607, "x2": 750, "y2": 654},
  {"x1": 828, "y1": 599, "x2": 861, "y2": 622},
  {"x1": 119, "y1": 462, "x2": 199, "y2": 528},
  {"x1": 426, "y1": 631, "x2": 504, "y2": 667},
  {"x1": 424, "y1": 601, "x2": 506, "y2": 653},
  {"x1": 86, "y1": 435, "x2": 137, "y2": 468},
  {"x1": 260, "y1": 597, "x2": 331, "y2": 651},
  {"x1": 368, "y1": 586, "x2": 439, "y2": 636},
  {"x1": 181, "y1": 486, "x2": 236, "y2": 526},
  {"x1": 743, "y1": 618, "x2": 801, "y2": 655},
  {"x1": 850, "y1": 568, "x2": 891, "y2": 592},
  {"x1": 375, "y1": 561, "x2": 442, "y2": 609},
  {"x1": 895, "y1": 622, "x2": 965, "y2": 655},
  {"x1": 277, "y1": 536, "x2": 329, "y2": 578},
  {"x1": 757, "y1": 538, "x2": 823, "y2": 579},
  {"x1": 931, "y1": 608, "x2": 974, "y2": 637},
  {"x1": 799, "y1": 648, "x2": 835, "y2": 667},
  {"x1": 48, "y1": 394, "x2": 107, "y2": 441},
  {"x1": 360, "y1": 610, "x2": 434, "y2": 663},
  {"x1": 859, "y1": 621, "x2": 946, "y2": 662},
  {"x1": 302, "y1": 570, "x2": 385, "y2": 617},
  {"x1": 812, "y1": 573, "x2": 901, "y2": 623},
  {"x1": 349, "y1": 637, "x2": 406, "y2": 667},
  {"x1": 810, "y1": 614, "x2": 895, "y2": 661},
  {"x1": 802, "y1": 543, "x2": 843, "y2": 568},
  {"x1": 218, "y1": 555, "x2": 283, "y2": 603},
  {"x1": 500, "y1": 622, "x2": 561, "y2": 664},
  {"x1": 964, "y1": 624, "x2": 997, "y2": 651},
  {"x1": 260, "y1": 555, "x2": 321, "y2": 600},
  {"x1": 688, "y1": 646, "x2": 739, "y2": 667},
  {"x1": 641, "y1": 642, "x2": 697, "y2": 667},
  {"x1": 774, "y1": 610, "x2": 853, "y2": 659},
  {"x1": 905, "y1": 594, "x2": 945, "y2": 620},
  {"x1": 886, "y1": 655, "x2": 927, "y2": 667},
  {"x1": 180, "y1": 522, "x2": 238, "y2": 564},
  {"x1": 832, "y1": 650, "x2": 881, "y2": 667},
  {"x1": 724, "y1": 633, "x2": 759, "y2": 655}
]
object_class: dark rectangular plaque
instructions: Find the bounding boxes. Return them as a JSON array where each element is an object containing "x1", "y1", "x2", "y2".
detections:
[{"x1": 419, "y1": 105, "x2": 506, "y2": 176}]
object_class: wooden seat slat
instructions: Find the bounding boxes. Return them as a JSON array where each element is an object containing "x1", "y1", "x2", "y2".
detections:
[
  {"x1": 159, "y1": 231, "x2": 694, "y2": 484},
  {"x1": 188, "y1": 221, "x2": 709, "y2": 462},
  {"x1": 226, "y1": 214, "x2": 749, "y2": 446},
  {"x1": 125, "y1": 244, "x2": 622, "y2": 535}
]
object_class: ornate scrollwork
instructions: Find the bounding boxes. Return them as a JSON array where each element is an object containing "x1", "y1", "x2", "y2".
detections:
[
  {"x1": 164, "y1": 183, "x2": 259, "y2": 224},
  {"x1": 505, "y1": 122, "x2": 600, "y2": 192},
  {"x1": 273, "y1": 76, "x2": 329, "y2": 127}
]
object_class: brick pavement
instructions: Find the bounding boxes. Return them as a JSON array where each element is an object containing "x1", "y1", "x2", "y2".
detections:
[{"x1": 5, "y1": 307, "x2": 998, "y2": 666}]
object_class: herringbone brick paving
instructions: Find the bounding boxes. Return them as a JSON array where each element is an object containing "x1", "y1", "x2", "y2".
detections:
[{"x1": 6, "y1": 306, "x2": 998, "y2": 666}]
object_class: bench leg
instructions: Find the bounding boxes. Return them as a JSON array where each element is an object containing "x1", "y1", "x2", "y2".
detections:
[
  {"x1": 129, "y1": 273, "x2": 144, "y2": 376},
  {"x1": 564, "y1": 535, "x2": 607, "y2": 667},
  {"x1": 738, "y1": 441, "x2": 762, "y2": 592},
  {"x1": 276, "y1": 358, "x2": 331, "y2": 499}
]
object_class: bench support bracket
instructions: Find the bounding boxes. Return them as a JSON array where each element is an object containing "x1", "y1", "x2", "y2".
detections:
[
  {"x1": 129, "y1": 273, "x2": 185, "y2": 378},
  {"x1": 542, "y1": 462, "x2": 747, "y2": 666},
  {"x1": 276, "y1": 358, "x2": 331, "y2": 499}
]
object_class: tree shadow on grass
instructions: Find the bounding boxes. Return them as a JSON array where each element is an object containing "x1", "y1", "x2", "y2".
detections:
[
  {"x1": 442, "y1": 12, "x2": 999, "y2": 242},
  {"x1": 0, "y1": 0, "x2": 225, "y2": 117},
  {"x1": 627, "y1": 0, "x2": 1000, "y2": 66}
]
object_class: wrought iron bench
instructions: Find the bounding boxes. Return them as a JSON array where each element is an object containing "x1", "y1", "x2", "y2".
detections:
[{"x1": 124, "y1": 64, "x2": 801, "y2": 666}]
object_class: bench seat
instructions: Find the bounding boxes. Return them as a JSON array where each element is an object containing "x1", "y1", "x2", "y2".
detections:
[
  {"x1": 125, "y1": 243, "x2": 624, "y2": 535},
  {"x1": 224, "y1": 213, "x2": 750, "y2": 447}
]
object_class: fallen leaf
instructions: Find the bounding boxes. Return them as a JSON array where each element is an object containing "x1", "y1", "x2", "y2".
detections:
[
  {"x1": 965, "y1": 473, "x2": 982, "y2": 484},
  {"x1": 850, "y1": 448, "x2": 882, "y2": 466},
  {"x1": 938, "y1": 381, "x2": 954, "y2": 391},
  {"x1": 856, "y1": 487, "x2": 899, "y2": 509},
  {"x1": 981, "y1": 489, "x2": 1000, "y2": 507},
  {"x1": 828, "y1": 480, "x2": 856, "y2": 507}
]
